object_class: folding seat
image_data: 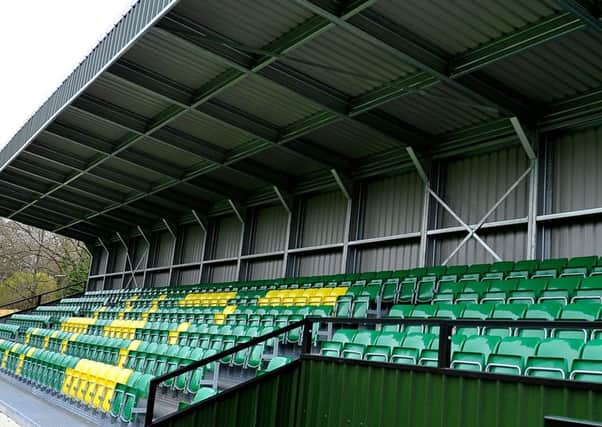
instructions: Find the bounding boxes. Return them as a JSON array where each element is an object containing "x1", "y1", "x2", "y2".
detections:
[
  {"x1": 341, "y1": 330, "x2": 379, "y2": 359},
  {"x1": 120, "y1": 373, "x2": 153, "y2": 424},
  {"x1": 442, "y1": 265, "x2": 468, "y2": 282},
  {"x1": 560, "y1": 256, "x2": 598, "y2": 278},
  {"x1": 451, "y1": 335, "x2": 501, "y2": 371},
  {"x1": 531, "y1": 258, "x2": 568, "y2": 279},
  {"x1": 350, "y1": 296, "x2": 369, "y2": 318},
  {"x1": 553, "y1": 303, "x2": 602, "y2": 341},
  {"x1": 455, "y1": 282, "x2": 491, "y2": 304},
  {"x1": 320, "y1": 329, "x2": 356, "y2": 358},
  {"x1": 383, "y1": 305, "x2": 414, "y2": 332},
  {"x1": 483, "y1": 304, "x2": 527, "y2": 337},
  {"x1": 391, "y1": 333, "x2": 437, "y2": 364},
  {"x1": 459, "y1": 264, "x2": 491, "y2": 282},
  {"x1": 571, "y1": 276, "x2": 602, "y2": 303},
  {"x1": 256, "y1": 356, "x2": 292, "y2": 376},
  {"x1": 485, "y1": 336, "x2": 540, "y2": 375},
  {"x1": 570, "y1": 340, "x2": 602, "y2": 382},
  {"x1": 482, "y1": 261, "x2": 515, "y2": 281},
  {"x1": 335, "y1": 295, "x2": 353, "y2": 318},
  {"x1": 398, "y1": 277, "x2": 419, "y2": 304},
  {"x1": 404, "y1": 305, "x2": 437, "y2": 334},
  {"x1": 480, "y1": 279, "x2": 519, "y2": 303},
  {"x1": 456, "y1": 303, "x2": 496, "y2": 337},
  {"x1": 359, "y1": 286, "x2": 381, "y2": 304},
  {"x1": 427, "y1": 303, "x2": 466, "y2": 335},
  {"x1": 413, "y1": 277, "x2": 438, "y2": 304},
  {"x1": 525, "y1": 338, "x2": 583, "y2": 379},
  {"x1": 538, "y1": 277, "x2": 581, "y2": 304},
  {"x1": 364, "y1": 331, "x2": 405, "y2": 362},
  {"x1": 178, "y1": 387, "x2": 217, "y2": 410},
  {"x1": 507, "y1": 278, "x2": 549, "y2": 304},
  {"x1": 431, "y1": 281, "x2": 465, "y2": 304}
]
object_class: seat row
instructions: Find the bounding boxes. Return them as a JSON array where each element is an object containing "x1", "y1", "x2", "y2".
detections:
[
  {"x1": 320, "y1": 330, "x2": 602, "y2": 381},
  {"x1": 384, "y1": 302, "x2": 602, "y2": 340}
]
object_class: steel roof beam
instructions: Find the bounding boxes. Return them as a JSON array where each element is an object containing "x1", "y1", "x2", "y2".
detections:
[
  {"x1": 556, "y1": 0, "x2": 602, "y2": 31},
  {"x1": 71, "y1": 96, "x2": 292, "y2": 190},
  {"x1": 154, "y1": 14, "x2": 431, "y2": 149},
  {"x1": 293, "y1": 1, "x2": 533, "y2": 121},
  {"x1": 108, "y1": 61, "x2": 354, "y2": 171}
]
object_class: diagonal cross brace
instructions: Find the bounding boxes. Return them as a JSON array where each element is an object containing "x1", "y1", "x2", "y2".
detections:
[{"x1": 441, "y1": 166, "x2": 534, "y2": 265}]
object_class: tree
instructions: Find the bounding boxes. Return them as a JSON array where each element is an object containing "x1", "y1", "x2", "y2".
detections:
[{"x1": 0, "y1": 219, "x2": 90, "y2": 306}]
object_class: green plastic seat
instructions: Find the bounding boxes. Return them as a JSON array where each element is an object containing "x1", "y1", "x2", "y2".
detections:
[
  {"x1": 538, "y1": 277, "x2": 580, "y2": 304},
  {"x1": 320, "y1": 329, "x2": 356, "y2": 358},
  {"x1": 342, "y1": 330, "x2": 379, "y2": 359},
  {"x1": 572, "y1": 276, "x2": 602, "y2": 303},
  {"x1": 451, "y1": 335, "x2": 501, "y2": 371},
  {"x1": 455, "y1": 282, "x2": 490, "y2": 304},
  {"x1": 432, "y1": 282, "x2": 465, "y2": 304},
  {"x1": 456, "y1": 303, "x2": 496, "y2": 337},
  {"x1": 560, "y1": 256, "x2": 598, "y2": 278},
  {"x1": 570, "y1": 340, "x2": 602, "y2": 382},
  {"x1": 257, "y1": 356, "x2": 292, "y2": 376},
  {"x1": 391, "y1": 333, "x2": 437, "y2": 364},
  {"x1": 404, "y1": 305, "x2": 437, "y2": 334},
  {"x1": 384, "y1": 305, "x2": 414, "y2": 332},
  {"x1": 553, "y1": 303, "x2": 602, "y2": 341},
  {"x1": 508, "y1": 278, "x2": 549, "y2": 304},
  {"x1": 485, "y1": 336, "x2": 540, "y2": 375},
  {"x1": 531, "y1": 258, "x2": 568, "y2": 279},
  {"x1": 365, "y1": 331, "x2": 405, "y2": 362},
  {"x1": 525, "y1": 338, "x2": 583, "y2": 379},
  {"x1": 480, "y1": 279, "x2": 519, "y2": 303},
  {"x1": 484, "y1": 304, "x2": 527, "y2": 337}
]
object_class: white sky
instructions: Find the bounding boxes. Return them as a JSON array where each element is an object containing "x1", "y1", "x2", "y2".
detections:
[{"x1": 0, "y1": 0, "x2": 138, "y2": 149}]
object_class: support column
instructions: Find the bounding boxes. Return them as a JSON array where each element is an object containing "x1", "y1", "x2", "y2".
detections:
[
  {"x1": 192, "y1": 210, "x2": 208, "y2": 284},
  {"x1": 331, "y1": 169, "x2": 353, "y2": 274},
  {"x1": 274, "y1": 187, "x2": 293, "y2": 278}
]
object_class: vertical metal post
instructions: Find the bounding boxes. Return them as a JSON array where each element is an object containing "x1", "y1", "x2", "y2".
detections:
[
  {"x1": 437, "y1": 323, "x2": 452, "y2": 369},
  {"x1": 341, "y1": 197, "x2": 352, "y2": 273},
  {"x1": 418, "y1": 184, "x2": 430, "y2": 267},
  {"x1": 192, "y1": 210, "x2": 208, "y2": 284},
  {"x1": 527, "y1": 158, "x2": 539, "y2": 259},
  {"x1": 274, "y1": 187, "x2": 293, "y2": 278}
]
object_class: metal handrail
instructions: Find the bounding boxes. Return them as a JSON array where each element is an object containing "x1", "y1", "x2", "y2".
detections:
[
  {"x1": 145, "y1": 316, "x2": 602, "y2": 426},
  {"x1": 0, "y1": 282, "x2": 86, "y2": 320}
]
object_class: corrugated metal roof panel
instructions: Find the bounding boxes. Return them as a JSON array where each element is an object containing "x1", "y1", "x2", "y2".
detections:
[
  {"x1": 167, "y1": 110, "x2": 255, "y2": 150},
  {"x1": 249, "y1": 147, "x2": 322, "y2": 177},
  {"x1": 303, "y1": 119, "x2": 400, "y2": 159},
  {"x1": 371, "y1": 0, "x2": 562, "y2": 56},
  {"x1": 215, "y1": 74, "x2": 323, "y2": 128},
  {"x1": 171, "y1": 0, "x2": 314, "y2": 49},
  {"x1": 204, "y1": 168, "x2": 264, "y2": 192},
  {"x1": 121, "y1": 28, "x2": 229, "y2": 91},
  {"x1": 58, "y1": 108, "x2": 130, "y2": 142},
  {"x1": 102, "y1": 156, "x2": 165, "y2": 184},
  {"x1": 85, "y1": 74, "x2": 172, "y2": 120},
  {"x1": 482, "y1": 29, "x2": 602, "y2": 103},
  {"x1": 279, "y1": 25, "x2": 417, "y2": 96},
  {"x1": 379, "y1": 83, "x2": 502, "y2": 134},
  {"x1": 130, "y1": 137, "x2": 210, "y2": 170}
]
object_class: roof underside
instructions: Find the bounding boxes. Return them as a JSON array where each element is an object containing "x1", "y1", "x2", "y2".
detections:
[{"x1": 2, "y1": 0, "x2": 602, "y2": 243}]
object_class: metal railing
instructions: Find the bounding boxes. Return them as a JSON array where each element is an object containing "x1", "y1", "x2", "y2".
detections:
[
  {"x1": 145, "y1": 316, "x2": 602, "y2": 426},
  {"x1": 0, "y1": 282, "x2": 85, "y2": 319}
]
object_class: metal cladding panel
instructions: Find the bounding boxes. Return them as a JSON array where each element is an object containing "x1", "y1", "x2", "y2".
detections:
[
  {"x1": 246, "y1": 258, "x2": 284, "y2": 280},
  {"x1": 149, "y1": 231, "x2": 174, "y2": 267},
  {"x1": 280, "y1": 25, "x2": 418, "y2": 97},
  {"x1": 362, "y1": 172, "x2": 423, "y2": 239},
  {"x1": 96, "y1": 248, "x2": 108, "y2": 275},
  {"x1": 549, "y1": 220, "x2": 602, "y2": 258},
  {"x1": 440, "y1": 146, "x2": 529, "y2": 227},
  {"x1": 435, "y1": 228, "x2": 527, "y2": 265},
  {"x1": 172, "y1": 0, "x2": 313, "y2": 49},
  {"x1": 154, "y1": 362, "x2": 300, "y2": 427},
  {"x1": 215, "y1": 74, "x2": 323, "y2": 128},
  {"x1": 172, "y1": 267, "x2": 200, "y2": 286},
  {"x1": 300, "y1": 191, "x2": 347, "y2": 247},
  {"x1": 87, "y1": 278, "x2": 104, "y2": 292},
  {"x1": 0, "y1": 0, "x2": 178, "y2": 170},
  {"x1": 106, "y1": 276, "x2": 123, "y2": 290},
  {"x1": 295, "y1": 251, "x2": 342, "y2": 276},
  {"x1": 175, "y1": 224, "x2": 204, "y2": 264},
  {"x1": 371, "y1": 0, "x2": 561, "y2": 56},
  {"x1": 131, "y1": 237, "x2": 148, "y2": 267},
  {"x1": 380, "y1": 83, "x2": 501, "y2": 135},
  {"x1": 252, "y1": 205, "x2": 288, "y2": 254},
  {"x1": 482, "y1": 29, "x2": 602, "y2": 104},
  {"x1": 58, "y1": 108, "x2": 129, "y2": 143},
  {"x1": 148, "y1": 270, "x2": 170, "y2": 288},
  {"x1": 108, "y1": 243, "x2": 127, "y2": 273},
  {"x1": 212, "y1": 216, "x2": 242, "y2": 259},
  {"x1": 121, "y1": 28, "x2": 229, "y2": 91},
  {"x1": 207, "y1": 263, "x2": 237, "y2": 283},
  {"x1": 550, "y1": 126, "x2": 602, "y2": 213},
  {"x1": 89, "y1": 247, "x2": 104, "y2": 275},
  {"x1": 295, "y1": 359, "x2": 602, "y2": 427},
  {"x1": 357, "y1": 242, "x2": 421, "y2": 272},
  {"x1": 304, "y1": 119, "x2": 401, "y2": 159}
]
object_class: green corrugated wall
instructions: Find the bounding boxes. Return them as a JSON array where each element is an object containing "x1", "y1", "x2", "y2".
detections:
[{"x1": 160, "y1": 358, "x2": 602, "y2": 427}]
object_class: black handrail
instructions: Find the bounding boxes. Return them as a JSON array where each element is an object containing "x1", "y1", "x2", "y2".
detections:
[
  {"x1": 0, "y1": 282, "x2": 86, "y2": 320},
  {"x1": 145, "y1": 316, "x2": 602, "y2": 426}
]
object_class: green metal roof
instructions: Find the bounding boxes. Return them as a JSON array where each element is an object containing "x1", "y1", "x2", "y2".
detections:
[{"x1": 1, "y1": 0, "x2": 602, "y2": 243}]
